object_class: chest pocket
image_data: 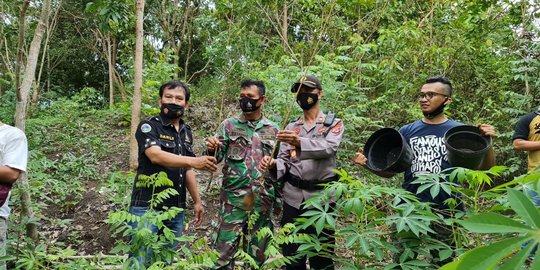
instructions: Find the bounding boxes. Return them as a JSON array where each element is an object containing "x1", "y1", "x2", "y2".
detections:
[
  {"x1": 184, "y1": 142, "x2": 194, "y2": 155},
  {"x1": 261, "y1": 139, "x2": 275, "y2": 156},
  {"x1": 228, "y1": 135, "x2": 249, "y2": 161},
  {"x1": 160, "y1": 139, "x2": 176, "y2": 154}
]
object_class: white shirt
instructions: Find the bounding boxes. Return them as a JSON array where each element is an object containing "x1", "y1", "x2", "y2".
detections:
[{"x1": 0, "y1": 124, "x2": 28, "y2": 218}]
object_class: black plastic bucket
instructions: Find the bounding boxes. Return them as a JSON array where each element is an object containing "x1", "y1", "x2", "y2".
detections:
[
  {"x1": 444, "y1": 125, "x2": 492, "y2": 169},
  {"x1": 364, "y1": 128, "x2": 414, "y2": 173}
]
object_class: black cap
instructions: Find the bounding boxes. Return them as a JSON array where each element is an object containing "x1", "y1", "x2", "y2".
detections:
[{"x1": 290, "y1": 75, "x2": 322, "y2": 92}]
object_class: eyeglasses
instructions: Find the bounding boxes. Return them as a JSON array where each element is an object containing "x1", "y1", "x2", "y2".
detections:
[{"x1": 417, "y1": 92, "x2": 447, "y2": 100}]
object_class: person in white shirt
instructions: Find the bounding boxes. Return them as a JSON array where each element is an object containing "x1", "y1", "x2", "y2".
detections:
[{"x1": 0, "y1": 120, "x2": 28, "y2": 270}]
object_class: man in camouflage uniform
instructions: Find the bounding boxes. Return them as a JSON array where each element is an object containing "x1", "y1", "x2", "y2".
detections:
[
  {"x1": 206, "y1": 79, "x2": 280, "y2": 269},
  {"x1": 261, "y1": 75, "x2": 344, "y2": 270}
]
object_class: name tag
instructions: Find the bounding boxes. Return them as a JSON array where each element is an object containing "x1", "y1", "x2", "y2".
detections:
[{"x1": 159, "y1": 134, "x2": 175, "y2": 141}]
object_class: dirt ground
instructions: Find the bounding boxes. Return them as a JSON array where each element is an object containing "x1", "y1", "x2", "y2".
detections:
[{"x1": 39, "y1": 161, "x2": 225, "y2": 256}]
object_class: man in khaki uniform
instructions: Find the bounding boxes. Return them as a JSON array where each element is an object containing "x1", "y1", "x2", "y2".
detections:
[{"x1": 260, "y1": 75, "x2": 343, "y2": 270}]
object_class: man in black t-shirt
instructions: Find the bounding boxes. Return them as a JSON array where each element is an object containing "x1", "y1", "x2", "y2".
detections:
[{"x1": 129, "y1": 80, "x2": 217, "y2": 266}]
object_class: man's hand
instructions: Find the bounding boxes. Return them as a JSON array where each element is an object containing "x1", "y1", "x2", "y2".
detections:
[
  {"x1": 276, "y1": 130, "x2": 300, "y2": 147},
  {"x1": 192, "y1": 202, "x2": 204, "y2": 227},
  {"x1": 353, "y1": 148, "x2": 368, "y2": 167},
  {"x1": 479, "y1": 124, "x2": 496, "y2": 137},
  {"x1": 259, "y1": 156, "x2": 276, "y2": 171},
  {"x1": 190, "y1": 156, "x2": 218, "y2": 172},
  {"x1": 206, "y1": 137, "x2": 221, "y2": 153}
]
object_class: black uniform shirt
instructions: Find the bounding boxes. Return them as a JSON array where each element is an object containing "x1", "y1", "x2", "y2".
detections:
[{"x1": 130, "y1": 114, "x2": 195, "y2": 209}]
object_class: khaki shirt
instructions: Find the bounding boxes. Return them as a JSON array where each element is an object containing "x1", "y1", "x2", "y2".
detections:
[{"x1": 276, "y1": 111, "x2": 344, "y2": 209}]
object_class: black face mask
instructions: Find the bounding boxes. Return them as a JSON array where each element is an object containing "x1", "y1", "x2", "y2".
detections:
[
  {"x1": 423, "y1": 99, "x2": 447, "y2": 119},
  {"x1": 160, "y1": 103, "x2": 185, "y2": 119},
  {"x1": 239, "y1": 97, "x2": 261, "y2": 113},
  {"x1": 296, "y1": 93, "x2": 319, "y2": 110}
]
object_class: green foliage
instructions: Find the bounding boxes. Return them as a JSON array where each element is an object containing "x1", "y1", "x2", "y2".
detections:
[
  {"x1": 71, "y1": 87, "x2": 107, "y2": 109},
  {"x1": 0, "y1": 89, "x2": 16, "y2": 124},
  {"x1": 444, "y1": 187, "x2": 540, "y2": 270},
  {"x1": 100, "y1": 171, "x2": 135, "y2": 206},
  {"x1": 289, "y1": 169, "x2": 448, "y2": 268},
  {"x1": 233, "y1": 218, "x2": 306, "y2": 269},
  {"x1": 2, "y1": 0, "x2": 540, "y2": 268},
  {"x1": 85, "y1": 0, "x2": 135, "y2": 34},
  {"x1": 107, "y1": 172, "x2": 218, "y2": 269}
]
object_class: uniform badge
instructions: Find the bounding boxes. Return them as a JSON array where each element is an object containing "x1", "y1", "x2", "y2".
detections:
[
  {"x1": 291, "y1": 149, "x2": 297, "y2": 158},
  {"x1": 331, "y1": 121, "x2": 342, "y2": 134},
  {"x1": 307, "y1": 97, "x2": 314, "y2": 104},
  {"x1": 141, "y1": 123, "x2": 152, "y2": 133},
  {"x1": 293, "y1": 127, "x2": 301, "y2": 135},
  {"x1": 318, "y1": 127, "x2": 327, "y2": 133}
]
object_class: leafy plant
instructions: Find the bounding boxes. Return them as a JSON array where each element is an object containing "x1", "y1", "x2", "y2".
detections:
[
  {"x1": 106, "y1": 172, "x2": 218, "y2": 269},
  {"x1": 291, "y1": 169, "x2": 448, "y2": 269},
  {"x1": 442, "y1": 187, "x2": 540, "y2": 270}
]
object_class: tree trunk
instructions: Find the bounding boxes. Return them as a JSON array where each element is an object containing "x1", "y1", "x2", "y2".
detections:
[
  {"x1": 31, "y1": 1, "x2": 61, "y2": 108},
  {"x1": 111, "y1": 39, "x2": 127, "y2": 101},
  {"x1": 106, "y1": 35, "x2": 114, "y2": 108},
  {"x1": 15, "y1": 0, "x2": 30, "y2": 101},
  {"x1": 14, "y1": 0, "x2": 51, "y2": 242},
  {"x1": 282, "y1": 0, "x2": 288, "y2": 48},
  {"x1": 129, "y1": 0, "x2": 145, "y2": 171}
]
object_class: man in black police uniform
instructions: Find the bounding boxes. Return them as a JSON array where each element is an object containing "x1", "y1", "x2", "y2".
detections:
[{"x1": 129, "y1": 80, "x2": 217, "y2": 266}]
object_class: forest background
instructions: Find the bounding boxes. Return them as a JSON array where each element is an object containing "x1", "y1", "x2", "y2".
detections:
[{"x1": 1, "y1": 0, "x2": 540, "y2": 269}]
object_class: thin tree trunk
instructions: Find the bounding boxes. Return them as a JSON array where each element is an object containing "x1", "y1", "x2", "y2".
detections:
[
  {"x1": 282, "y1": 0, "x2": 288, "y2": 48},
  {"x1": 15, "y1": 0, "x2": 30, "y2": 101},
  {"x1": 31, "y1": 0, "x2": 61, "y2": 107},
  {"x1": 106, "y1": 35, "x2": 114, "y2": 108},
  {"x1": 15, "y1": 0, "x2": 51, "y2": 242},
  {"x1": 110, "y1": 39, "x2": 127, "y2": 101},
  {"x1": 129, "y1": 0, "x2": 145, "y2": 170}
]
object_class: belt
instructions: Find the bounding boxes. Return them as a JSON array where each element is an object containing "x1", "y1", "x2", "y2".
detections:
[{"x1": 285, "y1": 173, "x2": 338, "y2": 191}]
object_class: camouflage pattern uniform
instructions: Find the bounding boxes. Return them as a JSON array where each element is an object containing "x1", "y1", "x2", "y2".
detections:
[{"x1": 210, "y1": 113, "x2": 280, "y2": 269}]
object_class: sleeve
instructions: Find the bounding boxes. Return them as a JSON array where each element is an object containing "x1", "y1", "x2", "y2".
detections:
[
  {"x1": 513, "y1": 113, "x2": 535, "y2": 141},
  {"x1": 398, "y1": 124, "x2": 411, "y2": 144},
  {"x1": 299, "y1": 119, "x2": 344, "y2": 160},
  {"x1": 135, "y1": 120, "x2": 161, "y2": 155},
  {"x1": 3, "y1": 130, "x2": 28, "y2": 172}
]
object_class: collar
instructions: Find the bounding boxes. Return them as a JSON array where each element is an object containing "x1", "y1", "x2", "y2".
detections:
[
  {"x1": 235, "y1": 113, "x2": 272, "y2": 128},
  {"x1": 155, "y1": 114, "x2": 185, "y2": 129},
  {"x1": 296, "y1": 111, "x2": 325, "y2": 125}
]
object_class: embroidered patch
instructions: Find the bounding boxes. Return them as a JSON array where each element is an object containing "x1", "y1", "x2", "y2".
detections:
[
  {"x1": 331, "y1": 121, "x2": 342, "y2": 134},
  {"x1": 159, "y1": 134, "x2": 174, "y2": 140},
  {"x1": 141, "y1": 123, "x2": 152, "y2": 133},
  {"x1": 293, "y1": 127, "x2": 301, "y2": 135},
  {"x1": 318, "y1": 127, "x2": 327, "y2": 133}
]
